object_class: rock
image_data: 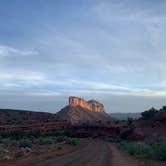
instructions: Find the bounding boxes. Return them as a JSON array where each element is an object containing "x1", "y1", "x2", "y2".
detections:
[
  {"x1": 57, "y1": 97, "x2": 110, "y2": 124},
  {"x1": 3, "y1": 155, "x2": 12, "y2": 160},
  {"x1": 4, "y1": 149, "x2": 9, "y2": 153},
  {"x1": 21, "y1": 147, "x2": 32, "y2": 155},
  {"x1": 69, "y1": 97, "x2": 105, "y2": 113},
  {"x1": 88, "y1": 100, "x2": 104, "y2": 112}
]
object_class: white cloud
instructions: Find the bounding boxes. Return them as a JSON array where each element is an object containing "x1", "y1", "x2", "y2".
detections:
[
  {"x1": 0, "y1": 71, "x2": 45, "y2": 81},
  {"x1": 0, "y1": 45, "x2": 38, "y2": 57},
  {"x1": 69, "y1": 80, "x2": 130, "y2": 91},
  {"x1": 27, "y1": 91, "x2": 62, "y2": 97}
]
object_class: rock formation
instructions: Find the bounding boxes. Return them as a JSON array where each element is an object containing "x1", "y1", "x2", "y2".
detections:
[
  {"x1": 69, "y1": 96, "x2": 105, "y2": 113},
  {"x1": 56, "y1": 96, "x2": 110, "y2": 124}
]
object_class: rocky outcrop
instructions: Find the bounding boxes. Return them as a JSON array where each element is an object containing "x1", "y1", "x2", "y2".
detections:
[
  {"x1": 57, "y1": 96, "x2": 110, "y2": 124},
  {"x1": 69, "y1": 97, "x2": 91, "y2": 110},
  {"x1": 88, "y1": 100, "x2": 104, "y2": 113},
  {"x1": 69, "y1": 97, "x2": 104, "y2": 113}
]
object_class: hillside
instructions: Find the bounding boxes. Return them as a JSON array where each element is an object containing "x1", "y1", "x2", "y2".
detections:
[
  {"x1": 56, "y1": 96, "x2": 111, "y2": 124},
  {"x1": 0, "y1": 97, "x2": 111, "y2": 125},
  {"x1": 135, "y1": 107, "x2": 166, "y2": 140},
  {"x1": 0, "y1": 109, "x2": 58, "y2": 125},
  {"x1": 57, "y1": 105, "x2": 110, "y2": 124}
]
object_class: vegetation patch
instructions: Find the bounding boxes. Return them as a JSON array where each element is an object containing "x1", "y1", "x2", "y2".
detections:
[
  {"x1": 0, "y1": 130, "x2": 80, "y2": 160},
  {"x1": 118, "y1": 140, "x2": 166, "y2": 161},
  {"x1": 19, "y1": 139, "x2": 32, "y2": 148},
  {"x1": 14, "y1": 151, "x2": 24, "y2": 158}
]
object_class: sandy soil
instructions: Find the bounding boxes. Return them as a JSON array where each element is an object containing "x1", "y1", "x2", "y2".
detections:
[{"x1": 1, "y1": 139, "x2": 166, "y2": 166}]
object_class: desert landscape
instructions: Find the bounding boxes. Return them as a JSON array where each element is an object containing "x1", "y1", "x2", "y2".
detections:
[
  {"x1": 1, "y1": 1, "x2": 166, "y2": 166},
  {"x1": 0, "y1": 96, "x2": 166, "y2": 166}
]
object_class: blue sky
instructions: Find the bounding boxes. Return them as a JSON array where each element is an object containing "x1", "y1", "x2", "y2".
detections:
[{"x1": 1, "y1": 0, "x2": 166, "y2": 113}]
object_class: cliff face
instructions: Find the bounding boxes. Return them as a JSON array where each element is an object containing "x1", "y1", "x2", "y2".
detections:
[
  {"x1": 57, "y1": 96, "x2": 110, "y2": 124},
  {"x1": 69, "y1": 97, "x2": 104, "y2": 113}
]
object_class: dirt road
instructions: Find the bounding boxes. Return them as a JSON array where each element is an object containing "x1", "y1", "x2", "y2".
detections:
[
  {"x1": 30, "y1": 140, "x2": 165, "y2": 166},
  {"x1": 31, "y1": 140, "x2": 111, "y2": 166}
]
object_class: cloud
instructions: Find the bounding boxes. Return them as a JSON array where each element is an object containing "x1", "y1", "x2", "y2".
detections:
[
  {"x1": 27, "y1": 91, "x2": 62, "y2": 97},
  {"x1": 0, "y1": 45, "x2": 38, "y2": 57},
  {"x1": 1, "y1": 1, "x2": 166, "y2": 112},
  {"x1": 0, "y1": 71, "x2": 45, "y2": 81}
]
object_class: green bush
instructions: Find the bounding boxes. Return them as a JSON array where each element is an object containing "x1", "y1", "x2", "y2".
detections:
[
  {"x1": 127, "y1": 118, "x2": 133, "y2": 126},
  {"x1": 56, "y1": 136, "x2": 66, "y2": 143},
  {"x1": 19, "y1": 139, "x2": 32, "y2": 148},
  {"x1": 36, "y1": 138, "x2": 54, "y2": 145},
  {"x1": 118, "y1": 140, "x2": 166, "y2": 161},
  {"x1": 152, "y1": 141, "x2": 166, "y2": 161},
  {"x1": 9, "y1": 140, "x2": 18, "y2": 147},
  {"x1": 63, "y1": 129, "x2": 71, "y2": 137},
  {"x1": 0, "y1": 138, "x2": 18, "y2": 147},
  {"x1": 1, "y1": 138, "x2": 11, "y2": 146},
  {"x1": 67, "y1": 138, "x2": 80, "y2": 146},
  {"x1": 1, "y1": 138, "x2": 18, "y2": 147},
  {"x1": 0, "y1": 145, "x2": 4, "y2": 154},
  {"x1": 51, "y1": 131, "x2": 62, "y2": 137},
  {"x1": 14, "y1": 151, "x2": 24, "y2": 158}
]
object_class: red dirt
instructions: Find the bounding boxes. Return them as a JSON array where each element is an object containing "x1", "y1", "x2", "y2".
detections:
[{"x1": 1, "y1": 139, "x2": 165, "y2": 166}]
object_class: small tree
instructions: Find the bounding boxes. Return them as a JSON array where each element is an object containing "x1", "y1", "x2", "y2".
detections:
[
  {"x1": 141, "y1": 107, "x2": 158, "y2": 120},
  {"x1": 127, "y1": 117, "x2": 133, "y2": 126},
  {"x1": 160, "y1": 106, "x2": 166, "y2": 111}
]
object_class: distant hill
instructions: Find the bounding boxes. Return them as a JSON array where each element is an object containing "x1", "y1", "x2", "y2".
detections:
[
  {"x1": 56, "y1": 96, "x2": 111, "y2": 124},
  {"x1": 110, "y1": 112, "x2": 141, "y2": 120},
  {"x1": 0, "y1": 109, "x2": 59, "y2": 125},
  {"x1": 0, "y1": 97, "x2": 111, "y2": 126}
]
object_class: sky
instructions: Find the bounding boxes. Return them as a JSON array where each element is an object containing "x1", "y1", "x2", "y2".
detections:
[{"x1": 1, "y1": 0, "x2": 166, "y2": 113}]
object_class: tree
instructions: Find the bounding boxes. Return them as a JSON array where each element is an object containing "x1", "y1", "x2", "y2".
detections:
[
  {"x1": 141, "y1": 107, "x2": 158, "y2": 120},
  {"x1": 160, "y1": 106, "x2": 166, "y2": 111},
  {"x1": 127, "y1": 117, "x2": 133, "y2": 126}
]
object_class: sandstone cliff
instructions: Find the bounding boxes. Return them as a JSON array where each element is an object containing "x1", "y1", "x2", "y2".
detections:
[
  {"x1": 69, "y1": 97, "x2": 104, "y2": 113},
  {"x1": 56, "y1": 96, "x2": 110, "y2": 124}
]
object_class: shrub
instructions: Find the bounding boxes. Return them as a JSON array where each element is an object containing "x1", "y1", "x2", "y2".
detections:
[
  {"x1": 152, "y1": 141, "x2": 166, "y2": 161},
  {"x1": 1, "y1": 138, "x2": 11, "y2": 146},
  {"x1": 52, "y1": 131, "x2": 62, "y2": 137},
  {"x1": 67, "y1": 138, "x2": 80, "y2": 146},
  {"x1": 160, "y1": 106, "x2": 166, "y2": 111},
  {"x1": 57, "y1": 146, "x2": 62, "y2": 150},
  {"x1": 14, "y1": 151, "x2": 24, "y2": 158},
  {"x1": 0, "y1": 145, "x2": 4, "y2": 154},
  {"x1": 119, "y1": 141, "x2": 154, "y2": 158},
  {"x1": 120, "y1": 129, "x2": 132, "y2": 139},
  {"x1": 37, "y1": 138, "x2": 54, "y2": 145},
  {"x1": 9, "y1": 140, "x2": 18, "y2": 147},
  {"x1": 19, "y1": 139, "x2": 32, "y2": 148},
  {"x1": 118, "y1": 140, "x2": 166, "y2": 161},
  {"x1": 127, "y1": 118, "x2": 133, "y2": 126},
  {"x1": 56, "y1": 136, "x2": 66, "y2": 143},
  {"x1": 63, "y1": 129, "x2": 71, "y2": 137}
]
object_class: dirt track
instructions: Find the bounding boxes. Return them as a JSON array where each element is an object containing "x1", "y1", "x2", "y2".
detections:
[{"x1": 30, "y1": 140, "x2": 165, "y2": 166}]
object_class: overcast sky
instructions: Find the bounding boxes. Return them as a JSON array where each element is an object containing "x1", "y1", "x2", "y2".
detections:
[{"x1": 1, "y1": 0, "x2": 166, "y2": 113}]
